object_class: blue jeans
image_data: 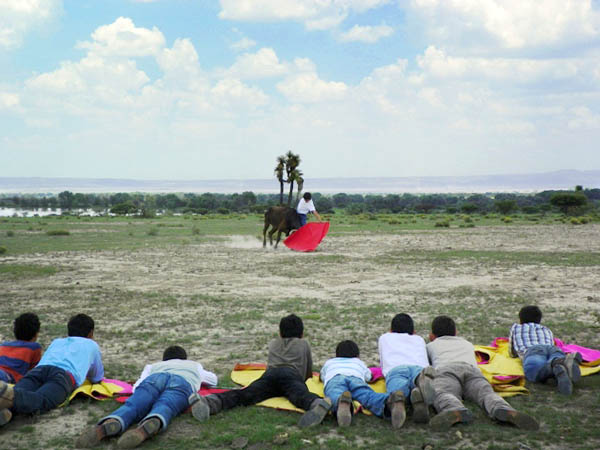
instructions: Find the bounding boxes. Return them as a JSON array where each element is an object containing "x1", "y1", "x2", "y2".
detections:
[
  {"x1": 13, "y1": 365, "x2": 75, "y2": 415},
  {"x1": 103, "y1": 373, "x2": 193, "y2": 431},
  {"x1": 0, "y1": 369, "x2": 14, "y2": 383},
  {"x1": 522, "y1": 345, "x2": 565, "y2": 382},
  {"x1": 324, "y1": 375, "x2": 389, "y2": 417},
  {"x1": 298, "y1": 213, "x2": 307, "y2": 226},
  {"x1": 385, "y1": 365, "x2": 423, "y2": 401}
]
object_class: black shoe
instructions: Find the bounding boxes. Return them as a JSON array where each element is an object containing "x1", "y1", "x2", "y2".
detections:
[
  {"x1": 76, "y1": 418, "x2": 122, "y2": 448},
  {"x1": 117, "y1": 417, "x2": 161, "y2": 449},
  {"x1": 551, "y1": 359, "x2": 572, "y2": 395},
  {"x1": 494, "y1": 408, "x2": 539, "y2": 430},
  {"x1": 336, "y1": 391, "x2": 352, "y2": 427},
  {"x1": 298, "y1": 397, "x2": 332, "y2": 428},
  {"x1": 430, "y1": 408, "x2": 473, "y2": 431},
  {"x1": 386, "y1": 390, "x2": 406, "y2": 429},
  {"x1": 410, "y1": 387, "x2": 429, "y2": 424}
]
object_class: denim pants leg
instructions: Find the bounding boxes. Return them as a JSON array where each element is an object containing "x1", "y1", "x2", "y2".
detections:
[
  {"x1": 522, "y1": 345, "x2": 565, "y2": 382},
  {"x1": 324, "y1": 375, "x2": 350, "y2": 410},
  {"x1": 385, "y1": 365, "x2": 423, "y2": 400},
  {"x1": 346, "y1": 376, "x2": 389, "y2": 418},
  {"x1": 104, "y1": 373, "x2": 192, "y2": 431},
  {"x1": 12, "y1": 365, "x2": 75, "y2": 415},
  {"x1": 298, "y1": 214, "x2": 307, "y2": 226}
]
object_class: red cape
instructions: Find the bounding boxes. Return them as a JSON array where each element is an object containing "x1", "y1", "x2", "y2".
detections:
[{"x1": 284, "y1": 222, "x2": 330, "y2": 252}]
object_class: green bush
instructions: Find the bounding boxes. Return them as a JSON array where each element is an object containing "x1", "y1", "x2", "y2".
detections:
[
  {"x1": 192, "y1": 226, "x2": 201, "y2": 235},
  {"x1": 0, "y1": 246, "x2": 6, "y2": 255},
  {"x1": 6, "y1": 230, "x2": 15, "y2": 237},
  {"x1": 502, "y1": 217, "x2": 512, "y2": 223},
  {"x1": 570, "y1": 217, "x2": 581, "y2": 225},
  {"x1": 46, "y1": 230, "x2": 70, "y2": 236},
  {"x1": 147, "y1": 228, "x2": 159, "y2": 236},
  {"x1": 435, "y1": 221, "x2": 450, "y2": 227}
]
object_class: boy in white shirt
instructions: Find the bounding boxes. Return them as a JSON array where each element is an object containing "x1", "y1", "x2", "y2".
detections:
[
  {"x1": 77, "y1": 345, "x2": 217, "y2": 448},
  {"x1": 378, "y1": 313, "x2": 435, "y2": 426},
  {"x1": 427, "y1": 315, "x2": 538, "y2": 431},
  {"x1": 320, "y1": 340, "x2": 402, "y2": 427}
]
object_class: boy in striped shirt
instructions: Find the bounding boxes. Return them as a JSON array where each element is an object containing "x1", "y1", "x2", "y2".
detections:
[
  {"x1": 509, "y1": 305, "x2": 582, "y2": 395},
  {"x1": 320, "y1": 340, "x2": 403, "y2": 427},
  {"x1": 0, "y1": 313, "x2": 42, "y2": 384}
]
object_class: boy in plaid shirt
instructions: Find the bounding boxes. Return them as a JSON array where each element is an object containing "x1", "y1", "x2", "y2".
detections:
[{"x1": 509, "y1": 305, "x2": 581, "y2": 395}]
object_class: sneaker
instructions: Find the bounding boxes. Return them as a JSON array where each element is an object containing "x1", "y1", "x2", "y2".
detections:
[
  {"x1": 551, "y1": 359, "x2": 572, "y2": 395},
  {"x1": 0, "y1": 408, "x2": 12, "y2": 427},
  {"x1": 190, "y1": 395, "x2": 210, "y2": 422},
  {"x1": 415, "y1": 366, "x2": 437, "y2": 406},
  {"x1": 564, "y1": 352, "x2": 582, "y2": 384},
  {"x1": 117, "y1": 417, "x2": 161, "y2": 449},
  {"x1": 298, "y1": 397, "x2": 332, "y2": 428},
  {"x1": 386, "y1": 390, "x2": 406, "y2": 429},
  {"x1": 76, "y1": 418, "x2": 122, "y2": 448},
  {"x1": 0, "y1": 381, "x2": 14, "y2": 410},
  {"x1": 336, "y1": 391, "x2": 352, "y2": 427},
  {"x1": 494, "y1": 408, "x2": 539, "y2": 431},
  {"x1": 410, "y1": 387, "x2": 429, "y2": 424},
  {"x1": 430, "y1": 408, "x2": 473, "y2": 431}
]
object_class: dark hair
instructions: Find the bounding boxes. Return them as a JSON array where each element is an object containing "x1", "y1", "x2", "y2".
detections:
[
  {"x1": 67, "y1": 314, "x2": 95, "y2": 337},
  {"x1": 431, "y1": 315, "x2": 456, "y2": 337},
  {"x1": 391, "y1": 313, "x2": 414, "y2": 334},
  {"x1": 279, "y1": 314, "x2": 304, "y2": 338},
  {"x1": 335, "y1": 340, "x2": 359, "y2": 358},
  {"x1": 519, "y1": 306, "x2": 542, "y2": 324},
  {"x1": 303, "y1": 192, "x2": 312, "y2": 201},
  {"x1": 14, "y1": 313, "x2": 40, "y2": 341},
  {"x1": 163, "y1": 345, "x2": 187, "y2": 361}
]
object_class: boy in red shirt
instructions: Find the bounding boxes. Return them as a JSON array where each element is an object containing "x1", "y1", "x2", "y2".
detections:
[{"x1": 0, "y1": 313, "x2": 41, "y2": 383}]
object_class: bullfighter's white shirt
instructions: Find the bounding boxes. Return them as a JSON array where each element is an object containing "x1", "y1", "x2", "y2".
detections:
[{"x1": 297, "y1": 199, "x2": 316, "y2": 214}]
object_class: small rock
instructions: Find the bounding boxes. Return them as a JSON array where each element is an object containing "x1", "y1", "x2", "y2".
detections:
[
  {"x1": 455, "y1": 430, "x2": 463, "y2": 440},
  {"x1": 231, "y1": 436, "x2": 248, "y2": 449},
  {"x1": 517, "y1": 443, "x2": 532, "y2": 450},
  {"x1": 273, "y1": 433, "x2": 288, "y2": 445},
  {"x1": 301, "y1": 439, "x2": 313, "y2": 445},
  {"x1": 422, "y1": 444, "x2": 434, "y2": 450}
]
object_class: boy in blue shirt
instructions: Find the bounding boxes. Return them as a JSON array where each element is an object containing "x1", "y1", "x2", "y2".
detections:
[
  {"x1": 76, "y1": 345, "x2": 217, "y2": 449},
  {"x1": 0, "y1": 312, "x2": 42, "y2": 384},
  {"x1": 0, "y1": 313, "x2": 104, "y2": 426},
  {"x1": 509, "y1": 305, "x2": 582, "y2": 395}
]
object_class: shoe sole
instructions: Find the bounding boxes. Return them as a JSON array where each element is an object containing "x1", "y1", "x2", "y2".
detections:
[
  {"x1": 336, "y1": 392, "x2": 352, "y2": 427},
  {"x1": 410, "y1": 388, "x2": 429, "y2": 424},
  {"x1": 298, "y1": 398, "x2": 331, "y2": 428},
  {"x1": 117, "y1": 419, "x2": 161, "y2": 449},
  {"x1": 552, "y1": 363, "x2": 572, "y2": 395},
  {"x1": 430, "y1": 409, "x2": 473, "y2": 431},
  {"x1": 0, "y1": 381, "x2": 13, "y2": 410},
  {"x1": 388, "y1": 391, "x2": 406, "y2": 429},
  {"x1": 416, "y1": 367, "x2": 436, "y2": 406},
  {"x1": 191, "y1": 397, "x2": 210, "y2": 422},
  {"x1": 0, "y1": 408, "x2": 12, "y2": 427},
  {"x1": 564, "y1": 352, "x2": 582, "y2": 384},
  {"x1": 495, "y1": 409, "x2": 539, "y2": 431},
  {"x1": 76, "y1": 420, "x2": 121, "y2": 448}
]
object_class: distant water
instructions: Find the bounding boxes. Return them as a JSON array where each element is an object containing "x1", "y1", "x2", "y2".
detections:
[
  {"x1": 0, "y1": 208, "x2": 103, "y2": 217},
  {"x1": 0, "y1": 170, "x2": 598, "y2": 194}
]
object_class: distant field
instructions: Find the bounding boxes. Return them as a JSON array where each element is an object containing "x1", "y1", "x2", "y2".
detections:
[{"x1": 1, "y1": 214, "x2": 599, "y2": 449}]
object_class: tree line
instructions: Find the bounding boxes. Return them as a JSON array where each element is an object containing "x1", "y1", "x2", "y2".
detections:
[{"x1": 0, "y1": 188, "x2": 598, "y2": 216}]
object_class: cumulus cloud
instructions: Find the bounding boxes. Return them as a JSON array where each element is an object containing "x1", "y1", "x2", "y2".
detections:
[
  {"x1": 76, "y1": 17, "x2": 165, "y2": 58},
  {"x1": 407, "y1": 0, "x2": 600, "y2": 53},
  {"x1": 230, "y1": 37, "x2": 257, "y2": 51},
  {"x1": 0, "y1": 91, "x2": 20, "y2": 109},
  {"x1": 0, "y1": 0, "x2": 62, "y2": 49},
  {"x1": 218, "y1": 0, "x2": 391, "y2": 30},
  {"x1": 338, "y1": 24, "x2": 394, "y2": 43},
  {"x1": 224, "y1": 48, "x2": 289, "y2": 79},
  {"x1": 277, "y1": 70, "x2": 348, "y2": 103}
]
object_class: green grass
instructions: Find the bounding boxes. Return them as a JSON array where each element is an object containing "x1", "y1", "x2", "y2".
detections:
[{"x1": 0, "y1": 264, "x2": 60, "y2": 279}]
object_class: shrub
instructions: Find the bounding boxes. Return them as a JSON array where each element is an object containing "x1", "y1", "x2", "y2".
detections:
[
  {"x1": 0, "y1": 246, "x2": 6, "y2": 255},
  {"x1": 435, "y1": 221, "x2": 450, "y2": 228},
  {"x1": 502, "y1": 217, "x2": 512, "y2": 223},
  {"x1": 6, "y1": 230, "x2": 14, "y2": 237},
  {"x1": 192, "y1": 226, "x2": 201, "y2": 235},
  {"x1": 46, "y1": 230, "x2": 70, "y2": 236},
  {"x1": 579, "y1": 216, "x2": 589, "y2": 224},
  {"x1": 570, "y1": 217, "x2": 582, "y2": 225},
  {"x1": 147, "y1": 228, "x2": 158, "y2": 236}
]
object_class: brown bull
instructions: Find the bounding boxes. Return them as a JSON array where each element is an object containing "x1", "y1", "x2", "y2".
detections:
[{"x1": 263, "y1": 206, "x2": 302, "y2": 248}]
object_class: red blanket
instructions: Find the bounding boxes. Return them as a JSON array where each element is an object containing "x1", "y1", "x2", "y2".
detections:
[{"x1": 284, "y1": 222, "x2": 330, "y2": 252}]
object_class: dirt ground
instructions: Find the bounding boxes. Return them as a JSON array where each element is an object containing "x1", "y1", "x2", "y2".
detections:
[{"x1": 2, "y1": 224, "x2": 600, "y2": 448}]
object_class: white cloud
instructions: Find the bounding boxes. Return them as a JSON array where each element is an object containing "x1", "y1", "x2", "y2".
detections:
[
  {"x1": 76, "y1": 17, "x2": 165, "y2": 58},
  {"x1": 225, "y1": 48, "x2": 289, "y2": 79},
  {"x1": 568, "y1": 106, "x2": 600, "y2": 130},
  {"x1": 230, "y1": 37, "x2": 257, "y2": 51},
  {"x1": 338, "y1": 24, "x2": 394, "y2": 43},
  {"x1": 407, "y1": 0, "x2": 600, "y2": 53},
  {"x1": 0, "y1": 0, "x2": 62, "y2": 49},
  {"x1": 218, "y1": 0, "x2": 391, "y2": 30},
  {"x1": 211, "y1": 78, "x2": 269, "y2": 108},
  {"x1": 0, "y1": 91, "x2": 19, "y2": 109},
  {"x1": 277, "y1": 72, "x2": 348, "y2": 103}
]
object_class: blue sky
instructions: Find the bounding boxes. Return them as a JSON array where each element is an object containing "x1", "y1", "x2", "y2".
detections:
[{"x1": 1, "y1": 0, "x2": 600, "y2": 182}]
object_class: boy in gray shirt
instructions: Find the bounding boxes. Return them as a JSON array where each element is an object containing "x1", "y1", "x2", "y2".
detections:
[
  {"x1": 427, "y1": 316, "x2": 538, "y2": 431},
  {"x1": 191, "y1": 314, "x2": 331, "y2": 428}
]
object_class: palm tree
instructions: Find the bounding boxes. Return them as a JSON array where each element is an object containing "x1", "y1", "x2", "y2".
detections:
[
  {"x1": 274, "y1": 156, "x2": 286, "y2": 205},
  {"x1": 288, "y1": 169, "x2": 304, "y2": 207},
  {"x1": 284, "y1": 151, "x2": 301, "y2": 206}
]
